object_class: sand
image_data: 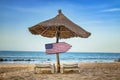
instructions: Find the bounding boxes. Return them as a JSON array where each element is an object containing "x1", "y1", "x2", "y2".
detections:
[{"x1": 0, "y1": 62, "x2": 120, "y2": 80}]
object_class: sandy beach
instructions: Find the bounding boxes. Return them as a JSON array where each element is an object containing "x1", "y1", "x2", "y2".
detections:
[{"x1": 0, "y1": 62, "x2": 120, "y2": 80}]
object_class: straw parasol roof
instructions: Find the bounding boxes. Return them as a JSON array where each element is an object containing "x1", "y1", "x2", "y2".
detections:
[{"x1": 29, "y1": 10, "x2": 91, "y2": 39}]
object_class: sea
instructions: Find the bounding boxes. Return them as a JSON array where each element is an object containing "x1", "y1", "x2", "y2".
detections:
[{"x1": 0, "y1": 51, "x2": 120, "y2": 64}]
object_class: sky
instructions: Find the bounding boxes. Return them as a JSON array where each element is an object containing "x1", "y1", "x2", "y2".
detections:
[{"x1": 0, "y1": 0, "x2": 120, "y2": 52}]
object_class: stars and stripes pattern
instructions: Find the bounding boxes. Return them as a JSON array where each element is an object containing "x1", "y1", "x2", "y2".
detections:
[{"x1": 45, "y1": 42, "x2": 72, "y2": 54}]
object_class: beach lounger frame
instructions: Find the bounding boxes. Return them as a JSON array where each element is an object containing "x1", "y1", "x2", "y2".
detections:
[
  {"x1": 34, "y1": 63, "x2": 55, "y2": 73},
  {"x1": 61, "y1": 63, "x2": 80, "y2": 73}
]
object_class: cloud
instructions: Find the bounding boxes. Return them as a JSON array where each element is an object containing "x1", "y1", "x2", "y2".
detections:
[{"x1": 101, "y1": 8, "x2": 120, "y2": 12}]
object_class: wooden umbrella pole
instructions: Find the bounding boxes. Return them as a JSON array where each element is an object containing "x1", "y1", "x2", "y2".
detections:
[{"x1": 56, "y1": 26, "x2": 60, "y2": 73}]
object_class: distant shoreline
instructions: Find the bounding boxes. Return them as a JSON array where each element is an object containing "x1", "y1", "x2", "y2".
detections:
[
  {"x1": 0, "y1": 51, "x2": 120, "y2": 53},
  {"x1": 0, "y1": 51, "x2": 120, "y2": 64}
]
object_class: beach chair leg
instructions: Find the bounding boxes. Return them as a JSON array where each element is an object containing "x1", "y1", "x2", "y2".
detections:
[
  {"x1": 53, "y1": 64, "x2": 55, "y2": 73},
  {"x1": 34, "y1": 67, "x2": 37, "y2": 74},
  {"x1": 51, "y1": 68, "x2": 54, "y2": 73},
  {"x1": 51, "y1": 66, "x2": 54, "y2": 73},
  {"x1": 78, "y1": 64, "x2": 80, "y2": 73},
  {"x1": 61, "y1": 68, "x2": 64, "y2": 73},
  {"x1": 51, "y1": 64, "x2": 54, "y2": 73},
  {"x1": 78, "y1": 69, "x2": 80, "y2": 73}
]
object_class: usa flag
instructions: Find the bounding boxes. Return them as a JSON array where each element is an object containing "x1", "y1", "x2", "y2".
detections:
[{"x1": 45, "y1": 42, "x2": 72, "y2": 54}]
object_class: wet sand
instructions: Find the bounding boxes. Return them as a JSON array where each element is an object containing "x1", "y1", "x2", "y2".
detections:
[{"x1": 0, "y1": 62, "x2": 120, "y2": 80}]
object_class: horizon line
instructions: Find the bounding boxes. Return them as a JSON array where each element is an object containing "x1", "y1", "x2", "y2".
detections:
[{"x1": 0, "y1": 50, "x2": 120, "y2": 53}]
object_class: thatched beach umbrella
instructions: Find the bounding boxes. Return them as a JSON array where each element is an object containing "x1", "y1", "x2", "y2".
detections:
[{"x1": 29, "y1": 10, "x2": 91, "y2": 73}]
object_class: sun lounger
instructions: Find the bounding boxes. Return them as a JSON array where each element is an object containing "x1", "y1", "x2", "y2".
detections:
[
  {"x1": 34, "y1": 63, "x2": 55, "y2": 73},
  {"x1": 61, "y1": 63, "x2": 80, "y2": 73}
]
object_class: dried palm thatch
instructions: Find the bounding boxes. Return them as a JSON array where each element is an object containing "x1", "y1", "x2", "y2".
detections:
[{"x1": 29, "y1": 10, "x2": 91, "y2": 39}]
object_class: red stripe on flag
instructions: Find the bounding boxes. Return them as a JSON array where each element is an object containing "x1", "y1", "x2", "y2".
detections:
[{"x1": 45, "y1": 42, "x2": 72, "y2": 54}]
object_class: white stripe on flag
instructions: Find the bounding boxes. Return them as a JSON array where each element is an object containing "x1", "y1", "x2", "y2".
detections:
[{"x1": 45, "y1": 42, "x2": 72, "y2": 54}]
